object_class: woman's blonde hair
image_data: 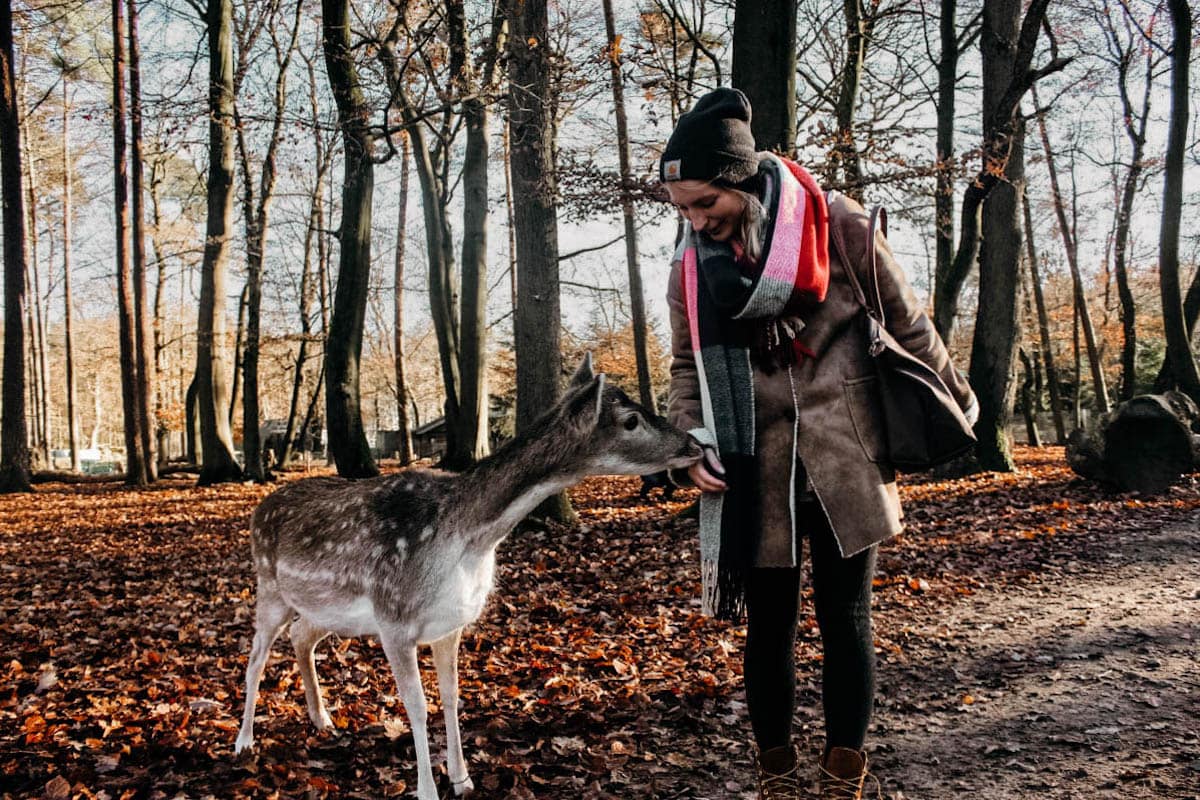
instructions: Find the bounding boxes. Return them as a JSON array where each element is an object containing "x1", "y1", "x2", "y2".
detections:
[{"x1": 729, "y1": 187, "x2": 768, "y2": 263}]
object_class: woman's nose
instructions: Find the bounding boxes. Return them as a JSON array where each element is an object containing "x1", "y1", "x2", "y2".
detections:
[{"x1": 690, "y1": 213, "x2": 708, "y2": 232}]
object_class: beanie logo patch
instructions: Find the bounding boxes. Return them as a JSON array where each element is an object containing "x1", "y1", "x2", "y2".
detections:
[{"x1": 663, "y1": 158, "x2": 682, "y2": 181}]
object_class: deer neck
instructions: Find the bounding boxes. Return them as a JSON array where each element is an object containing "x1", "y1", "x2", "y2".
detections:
[{"x1": 452, "y1": 419, "x2": 586, "y2": 544}]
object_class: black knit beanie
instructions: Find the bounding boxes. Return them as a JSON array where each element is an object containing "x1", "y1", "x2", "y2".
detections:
[{"x1": 659, "y1": 87, "x2": 759, "y2": 185}]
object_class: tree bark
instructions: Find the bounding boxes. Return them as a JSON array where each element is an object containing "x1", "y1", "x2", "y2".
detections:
[
  {"x1": 322, "y1": 0, "x2": 379, "y2": 479},
  {"x1": 393, "y1": 134, "x2": 415, "y2": 465},
  {"x1": 112, "y1": 0, "x2": 149, "y2": 486},
  {"x1": 128, "y1": 0, "x2": 156, "y2": 480},
  {"x1": 0, "y1": 0, "x2": 31, "y2": 492},
  {"x1": 448, "y1": 0, "x2": 500, "y2": 467},
  {"x1": 604, "y1": 0, "x2": 656, "y2": 412},
  {"x1": 1156, "y1": 0, "x2": 1200, "y2": 405},
  {"x1": 195, "y1": 0, "x2": 244, "y2": 485},
  {"x1": 236, "y1": 0, "x2": 301, "y2": 481},
  {"x1": 508, "y1": 0, "x2": 573, "y2": 523},
  {"x1": 281, "y1": 55, "x2": 332, "y2": 469},
  {"x1": 933, "y1": 0, "x2": 959, "y2": 339},
  {"x1": 23, "y1": 125, "x2": 49, "y2": 469},
  {"x1": 1018, "y1": 348, "x2": 1041, "y2": 446},
  {"x1": 1022, "y1": 186, "x2": 1066, "y2": 444},
  {"x1": 966, "y1": 0, "x2": 1030, "y2": 472},
  {"x1": 830, "y1": 0, "x2": 870, "y2": 199},
  {"x1": 731, "y1": 0, "x2": 797, "y2": 154},
  {"x1": 229, "y1": 282, "x2": 247, "y2": 425},
  {"x1": 62, "y1": 78, "x2": 80, "y2": 473},
  {"x1": 1031, "y1": 85, "x2": 1109, "y2": 414},
  {"x1": 1104, "y1": 10, "x2": 1158, "y2": 401},
  {"x1": 932, "y1": 0, "x2": 1067, "y2": 344}
]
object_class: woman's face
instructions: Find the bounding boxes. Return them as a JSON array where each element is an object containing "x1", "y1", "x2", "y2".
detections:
[{"x1": 665, "y1": 180, "x2": 745, "y2": 242}]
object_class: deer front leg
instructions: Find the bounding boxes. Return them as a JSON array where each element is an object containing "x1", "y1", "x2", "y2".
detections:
[
  {"x1": 431, "y1": 628, "x2": 472, "y2": 796},
  {"x1": 235, "y1": 590, "x2": 292, "y2": 754},
  {"x1": 290, "y1": 615, "x2": 333, "y2": 730},
  {"x1": 380, "y1": 629, "x2": 438, "y2": 800}
]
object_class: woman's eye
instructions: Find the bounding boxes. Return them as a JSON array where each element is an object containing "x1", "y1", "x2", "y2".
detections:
[{"x1": 623, "y1": 415, "x2": 640, "y2": 431}]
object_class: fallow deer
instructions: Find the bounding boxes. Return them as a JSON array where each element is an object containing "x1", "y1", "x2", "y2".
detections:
[{"x1": 234, "y1": 355, "x2": 702, "y2": 800}]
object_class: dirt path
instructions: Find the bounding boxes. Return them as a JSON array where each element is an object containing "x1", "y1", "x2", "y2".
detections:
[{"x1": 868, "y1": 515, "x2": 1200, "y2": 799}]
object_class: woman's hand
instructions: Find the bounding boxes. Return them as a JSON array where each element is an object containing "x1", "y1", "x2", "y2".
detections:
[{"x1": 688, "y1": 447, "x2": 727, "y2": 493}]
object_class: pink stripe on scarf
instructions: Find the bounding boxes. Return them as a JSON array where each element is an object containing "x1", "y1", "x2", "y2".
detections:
[
  {"x1": 682, "y1": 245, "x2": 701, "y2": 351},
  {"x1": 758, "y1": 160, "x2": 805, "y2": 290}
]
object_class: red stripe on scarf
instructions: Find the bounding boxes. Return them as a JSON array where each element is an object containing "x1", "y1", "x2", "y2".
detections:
[{"x1": 780, "y1": 158, "x2": 830, "y2": 305}]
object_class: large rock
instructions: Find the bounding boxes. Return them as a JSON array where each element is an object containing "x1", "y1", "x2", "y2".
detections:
[{"x1": 1066, "y1": 391, "x2": 1200, "y2": 492}]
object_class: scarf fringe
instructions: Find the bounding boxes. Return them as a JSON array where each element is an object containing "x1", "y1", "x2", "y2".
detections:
[{"x1": 701, "y1": 558, "x2": 748, "y2": 621}]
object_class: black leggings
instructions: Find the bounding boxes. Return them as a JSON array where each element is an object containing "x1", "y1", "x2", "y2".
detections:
[{"x1": 743, "y1": 501, "x2": 877, "y2": 753}]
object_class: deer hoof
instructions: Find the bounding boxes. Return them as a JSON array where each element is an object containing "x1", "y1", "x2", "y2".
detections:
[
  {"x1": 451, "y1": 776, "x2": 474, "y2": 796},
  {"x1": 233, "y1": 734, "x2": 254, "y2": 756},
  {"x1": 311, "y1": 710, "x2": 334, "y2": 730}
]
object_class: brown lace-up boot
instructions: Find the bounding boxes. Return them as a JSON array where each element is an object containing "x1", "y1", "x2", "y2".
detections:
[
  {"x1": 756, "y1": 745, "x2": 803, "y2": 799},
  {"x1": 818, "y1": 746, "x2": 872, "y2": 799}
]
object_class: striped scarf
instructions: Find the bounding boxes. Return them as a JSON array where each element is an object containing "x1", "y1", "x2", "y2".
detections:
[{"x1": 679, "y1": 154, "x2": 830, "y2": 619}]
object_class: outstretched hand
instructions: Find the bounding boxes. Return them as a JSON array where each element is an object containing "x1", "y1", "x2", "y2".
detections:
[{"x1": 688, "y1": 448, "x2": 727, "y2": 493}]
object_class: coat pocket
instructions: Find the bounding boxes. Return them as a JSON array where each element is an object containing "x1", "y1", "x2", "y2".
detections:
[{"x1": 844, "y1": 375, "x2": 886, "y2": 463}]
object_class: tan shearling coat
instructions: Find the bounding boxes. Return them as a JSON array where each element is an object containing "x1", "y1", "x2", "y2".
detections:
[{"x1": 666, "y1": 191, "x2": 977, "y2": 563}]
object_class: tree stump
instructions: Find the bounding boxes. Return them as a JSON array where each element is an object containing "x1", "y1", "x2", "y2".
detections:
[{"x1": 1066, "y1": 391, "x2": 1200, "y2": 492}]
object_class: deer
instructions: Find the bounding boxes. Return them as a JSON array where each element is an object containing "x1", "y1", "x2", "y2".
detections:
[{"x1": 234, "y1": 355, "x2": 703, "y2": 800}]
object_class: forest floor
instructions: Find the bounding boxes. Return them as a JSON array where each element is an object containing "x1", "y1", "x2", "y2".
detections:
[{"x1": 1, "y1": 446, "x2": 1198, "y2": 800}]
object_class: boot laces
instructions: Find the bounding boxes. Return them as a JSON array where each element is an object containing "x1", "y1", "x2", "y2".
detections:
[
  {"x1": 759, "y1": 764, "x2": 803, "y2": 800},
  {"x1": 818, "y1": 763, "x2": 882, "y2": 800}
]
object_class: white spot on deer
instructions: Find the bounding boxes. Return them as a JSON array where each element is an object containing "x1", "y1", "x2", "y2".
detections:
[
  {"x1": 419, "y1": 525, "x2": 434, "y2": 542},
  {"x1": 395, "y1": 539, "x2": 408, "y2": 559}
]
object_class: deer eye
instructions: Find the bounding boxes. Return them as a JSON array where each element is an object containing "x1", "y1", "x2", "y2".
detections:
[{"x1": 623, "y1": 414, "x2": 640, "y2": 431}]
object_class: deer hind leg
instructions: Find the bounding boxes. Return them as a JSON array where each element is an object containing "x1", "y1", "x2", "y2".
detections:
[
  {"x1": 290, "y1": 615, "x2": 333, "y2": 730},
  {"x1": 235, "y1": 585, "x2": 293, "y2": 754},
  {"x1": 431, "y1": 627, "x2": 473, "y2": 796},
  {"x1": 379, "y1": 629, "x2": 438, "y2": 800}
]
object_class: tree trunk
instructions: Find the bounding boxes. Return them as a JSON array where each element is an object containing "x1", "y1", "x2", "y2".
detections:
[
  {"x1": 195, "y1": 0, "x2": 244, "y2": 485},
  {"x1": 1031, "y1": 85, "x2": 1109, "y2": 414},
  {"x1": 933, "y1": 0, "x2": 1065, "y2": 343},
  {"x1": 1108, "y1": 25, "x2": 1155, "y2": 401},
  {"x1": 229, "y1": 282, "x2": 247, "y2": 426},
  {"x1": 281, "y1": 60, "x2": 331, "y2": 469},
  {"x1": 322, "y1": 0, "x2": 379, "y2": 479},
  {"x1": 1018, "y1": 348, "x2": 1041, "y2": 447},
  {"x1": 1022, "y1": 186, "x2": 1066, "y2": 444},
  {"x1": 731, "y1": 0, "x2": 797, "y2": 154},
  {"x1": 830, "y1": 0, "x2": 869, "y2": 199},
  {"x1": 23, "y1": 136, "x2": 49, "y2": 468},
  {"x1": 0, "y1": 0, "x2": 31, "y2": 492},
  {"x1": 62, "y1": 79, "x2": 80, "y2": 473},
  {"x1": 1157, "y1": 0, "x2": 1200, "y2": 405},
  {"x1": 604, "y1": 0, "x2": 655, "y2": 412},
  {"x1": 508, "y1": 0, "x2": 573, "y2": 523},
  {"x1": 448, "y1": 0, "x2": 498, "y2": 468},
  {"x1": 238, "y1": 0, "x2": 300, "y2": 481},
  {"x1": 933, "y1": 0, "x2": 958, "y2": 340},
  {"x1": 112, "y1": 0, "x2": 149, "y2": 486},
  {"x1": 966, "y1": 0, "x2": 1029, "y2": 472},
  {"x1": 128, "y1": 0, "x2": 156, "y2": 480},
  {"x1": 393, "y1": 134, "x2": 415, "y2": 465},
  {"x1": 148, "y1": 157, "x2": 169, "y2": 465}
]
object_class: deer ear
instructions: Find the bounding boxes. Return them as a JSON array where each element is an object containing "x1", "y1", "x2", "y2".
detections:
[
  {"x1": 565, "y1": 373, "x2": 606, "y2": 429},
  {"x1": 567, "y1": 352, "x2": 595, "y2": 391}
]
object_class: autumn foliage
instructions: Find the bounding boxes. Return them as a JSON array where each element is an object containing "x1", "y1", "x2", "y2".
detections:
[{"x1": 2, "y1": 448, "x2": 1198, "y2": 798}]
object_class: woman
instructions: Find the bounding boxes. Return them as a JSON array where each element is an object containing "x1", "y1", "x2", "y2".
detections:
[{"x1": 662, "y1": 88, "x2": 977, "y2": 799}]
